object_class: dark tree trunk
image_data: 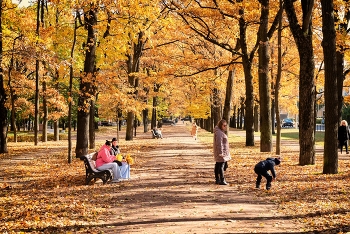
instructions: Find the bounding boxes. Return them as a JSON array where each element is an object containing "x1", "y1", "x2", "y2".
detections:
[
  {"x1": 212, "y1": 87, "x2": 221, "y2": 126},
  {"x1": 321, "y1": 0, "x2": 338, "y2": 174},
  {"x1": 125, "y1": 32, "x2": 144, "y2": 141},
  {"x1": 254, "y1": 105, "x2": 259, "y2": 132},
  {"x1": 89, "y1": 100, "x2": 95, "y2": 149},
  {"x1": 76, "y1": 7, "x2": 97, "y2": 158},
  {"x1": 232, "y1": 106, "x2": 237, "y2": 128},
  {"x1": 143, "y1": 108, "x2": 148, "y2": 133},
  {"x1": 258, "y1": 0, "x2": 272, "y2": 152},
  {"x1": 239, "y1": 9, "x2": 255, "y2": 146},
  {"x1": 222, "y1": 69, "x2": 235, "y2": 135},
  {"x1": 335, "y1": 8, "x2": 350, "y2": 123},
  {"x1": 275, "y1": 0, "x2": 283, "y2": 155},
  {"x1": 285, "y1": 0, "x2": 315, "y2": 165},
  {"x1": 8, "y1": 49, "x2": 17, "y2": 143},
  {"x1": 34, "y1": 0, "x2": 41, "y2": 146},
  {"x1": 42, "y1": 80, "x2": 48, "y2": 142},
  {"x1": 0, "y1": 0, "x2": 8, "y2": 153},
  {"x1": 151, "y1": 84, "x2": 160, "y2": 129}
]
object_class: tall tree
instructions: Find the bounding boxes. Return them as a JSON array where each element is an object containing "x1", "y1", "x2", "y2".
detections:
[
  {"x1": 76, "y1": 6, "x2": 97, "y2": 157},
  {"x1": 335, "y1": 2, "x2": 350, "y2": 123},
  {"x1": 284, "y1": 0, "x2": 316, "y2": 165},
  {"x1": 258, "y1": 0, "x2": 272, "y2": 151},
  {"x1": 0, "y1": 0, "x2": 8, "y2": 153},
  {"x1": 321, "y1": 0, "x2": 338, "y2": 174}
]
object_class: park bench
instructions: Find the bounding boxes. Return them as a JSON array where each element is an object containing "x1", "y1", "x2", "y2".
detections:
[{"x1": 81, "y1": 152, "x2": 113, "y2": 185}]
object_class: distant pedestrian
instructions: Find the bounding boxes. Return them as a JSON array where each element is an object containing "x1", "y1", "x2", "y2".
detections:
[
  {"x1": 338, "y1": 120, "x2": 350, "y2": 154},
  {"x1": 254, "y1": 157, "x2": 281, "y2": 190},
  {"x1": 191, "y1": 122, "x2": 198, "y2": 140},
  {"x1": 213, "y1": 119, "x2": 231, "y2": 185}
]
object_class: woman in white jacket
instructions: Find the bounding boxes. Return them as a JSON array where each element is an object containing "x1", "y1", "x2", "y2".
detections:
[{"x1": 213, "y1": 119, "x2": 231, "y2": 185}]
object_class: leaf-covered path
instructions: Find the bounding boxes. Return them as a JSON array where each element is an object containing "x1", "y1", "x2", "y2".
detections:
[{"x1": 99, "y1": 123, "x2": 304, "y2": 233}]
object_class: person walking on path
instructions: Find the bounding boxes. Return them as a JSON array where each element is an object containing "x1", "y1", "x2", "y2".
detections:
[
  {"x1": 338, "y1": 120, "x2": 350, "y2": 154},
  {"x1": 213, "y1": 119, "x2": 231, "y2": 185},
  {"x1": 191, "y1": 122, "x2": 198, "y2": 140},
  {"x1": 254, "y1": 157, "x2": 281, "y2": 190}
]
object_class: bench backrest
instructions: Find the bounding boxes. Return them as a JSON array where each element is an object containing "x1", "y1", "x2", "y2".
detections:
[{"x1": 83, "y1": 153, "x2": 100, "y2": 172}]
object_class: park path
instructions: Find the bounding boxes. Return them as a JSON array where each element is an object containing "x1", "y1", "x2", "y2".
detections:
[{"x1": 100, "y1": 122, "x2": 305, "y2": 233}]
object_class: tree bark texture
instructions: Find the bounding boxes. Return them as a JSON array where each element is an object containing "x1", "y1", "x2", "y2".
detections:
[
  {"x1": 321, "y1": 0, "x2": 338, "y2": 174},
  {"x1": 222, "y1": 69, "x2": 235, "y2": 135},
  {"x1": 212, "y1": 88, "x2": 221, "y2": 126},
  {"x1": 285, "y1": 0, "x2": 315, "y2": 165},
  {"x1": 275, "y1": 0, "x2": 283, "y2": 155},
  {"x1": 76, "y1": 8, "x2": 97, "y2": 157},
  {"x1": 258, "y1": 0, "x2": 272, "y2": 152},
  {"x1": 125, "y1": 32, "x2": 144, "y2": 141},
  {"x1": 42, "y1": 80, "x2": 48, "y2": 142},
  {"x1": 239, "y1": 8, "x2": 255, "y2": 146}
]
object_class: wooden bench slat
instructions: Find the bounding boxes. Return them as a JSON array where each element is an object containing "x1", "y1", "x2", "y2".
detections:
[{"x1": 81, "y1": 153, "x2": 113, "y2": 185}]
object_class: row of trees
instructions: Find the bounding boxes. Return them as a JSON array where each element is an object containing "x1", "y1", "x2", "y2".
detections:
[{"x1": 0, "y1": 1, "x2": 349, "y2": 173}]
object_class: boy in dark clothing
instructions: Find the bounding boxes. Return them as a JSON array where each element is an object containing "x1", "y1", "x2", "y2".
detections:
[{"x1": 254, "y1": 157, "x2": 281, "y2": 190}]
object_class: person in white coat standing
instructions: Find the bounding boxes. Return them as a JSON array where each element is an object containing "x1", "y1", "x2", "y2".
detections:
[{"x1": 213, "y1": 119, "x2": 231, "y2": 185}]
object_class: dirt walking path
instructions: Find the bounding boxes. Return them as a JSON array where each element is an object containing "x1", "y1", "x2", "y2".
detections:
[{"x1": 99, "y1": 122, "x2": 304, "y2": 233}]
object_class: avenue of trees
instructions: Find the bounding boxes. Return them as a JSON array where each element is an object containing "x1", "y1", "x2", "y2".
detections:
[{"x1": 0, "y1": 0, "x2": 350, "y2": 174}]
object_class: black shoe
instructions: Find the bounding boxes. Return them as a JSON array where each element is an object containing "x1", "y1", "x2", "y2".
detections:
[
  {"x1": 215, "y1": 180, "x2": 220, "y2": 184},
  {"x1": 347, "y1": 152, "x2": 349, "y2": 154}
]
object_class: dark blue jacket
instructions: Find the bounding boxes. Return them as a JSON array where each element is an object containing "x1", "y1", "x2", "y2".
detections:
[{"x1": 254, "y1": 158, "x2": 278, "y2": 178}]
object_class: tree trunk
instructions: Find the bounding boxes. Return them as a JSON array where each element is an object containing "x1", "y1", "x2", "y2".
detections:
[
  {"x1": 8, "y1": 55, "x2": 17, "y2": 143},
  {"x1": 285, "y1": 0, "x2": 315, "y2": 165},
  {"x1": 258, "y1": 0, "x2": 272, "y2": 152},
  {"x1": 89, "y1": 99, "x2": 95, "y2": 149},
  {"x1": 42, "y1": 80, "x2": 48, "y2": 142},
  {"x1": 151, "y1": 84, "x2": 160, "y2": 129},
  {"x1": 212, "y1": 88, "x2": 221, "y2": 126},
  {"x1": 0, "y1": 0, "x2": 8, "y2": 153},
  {"x1": 143, "y1": 108, "x2": 149, "y2": 133},
  {"x1": 275, "y1": 0, "x2": 283, "y2": 155},
  {"x1": 335, "y1": 8, "x2": 350, "y2": 123},
  {"x1": 222, "y1": 69, "x2": 235, "y2": 135},
  {"x1": 126, "y1": 112, "x2": 134, "y2": 140},
  {"x1": 125, "y1": 32, "x2": 144, "y2": 141},
  {"x1": 239, "y1": 9, "x2": 255, "y2": 146},
  {"x1": 76, "y1": 7, "x2": 97, "y2": 158},
  {"x1": 254, "y1": 105, "x2": 259, "y2": 132},
  {"x1": 321, "y1": 0, "x2": 338, "y2": 174}
]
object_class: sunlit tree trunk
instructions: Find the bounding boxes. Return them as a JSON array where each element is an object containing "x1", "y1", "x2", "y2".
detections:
[{"x1": 321, "y1": 0, "x2": 338, "y2": 174}]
